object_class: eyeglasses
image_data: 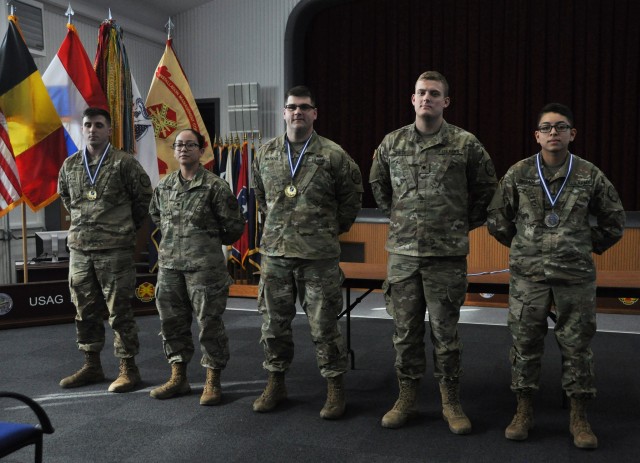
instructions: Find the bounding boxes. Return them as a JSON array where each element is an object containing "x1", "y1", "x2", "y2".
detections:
[
  {"x1": 172, "y1": 142, "x2": 200, "y2": 150},
  {"x1": 284, "y1": 104, "x2": 316, "y2": 112},
  {"x1": 537, "y1": 123, "x2": 572, "y2": 133}
]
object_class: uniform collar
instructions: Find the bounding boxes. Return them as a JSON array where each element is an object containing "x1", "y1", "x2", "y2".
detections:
[{"x1": 411, "y1": 120, "x2": 449, "y2": 147}]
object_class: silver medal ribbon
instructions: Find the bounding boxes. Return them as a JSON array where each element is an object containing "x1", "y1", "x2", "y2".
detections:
[
  {"x1": 83, "y1": 143, "x2": 111, "y2": 191},
  {"x1": 536, "y1": 151, "x2": 573, "y2": 212},
  {"x1": 286, "y1": 134, "x2": 312, "y2": 182}
]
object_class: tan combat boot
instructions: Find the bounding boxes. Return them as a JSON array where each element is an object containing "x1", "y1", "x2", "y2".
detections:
[
  {"x1": 150, "y1": 362, "x2": 191, "y2": 399},
  {"x1": 439, "y1": 380, "x2": 472, "y2": 434},
  {"x1": 200, "y1": 368, "x2": 222, "y2": 406},
  {"x1": 59, "y1": 351, "x2": 105, "y2": 388},
  {"x1": 381, "y1": 378, "x2": 419, "y2": 428},
  {"x1": 505, "y1": 391, "x2": 535, "y2": 440},
  {"x1": 253, "y1": 371, "x2": 287, "y2": 412},
  {"x1": 320, "y1": 374, "x2": 346, "y2": 420},
  {"x1": 108, "y1": 357, "x2": 141, "y2": 393},
  {"x1": 570, "y1": 397, "x2": 598, "y2": 449}
]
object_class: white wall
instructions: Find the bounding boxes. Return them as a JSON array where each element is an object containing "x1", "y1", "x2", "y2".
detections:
[{"x1": 172, "y1": 0, "x2": 302, "y2": 140}]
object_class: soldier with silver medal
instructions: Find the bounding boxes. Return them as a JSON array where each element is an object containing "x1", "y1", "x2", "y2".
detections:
[{"x1": 536, "y1": 150, "x2": 573, "y2": 228}]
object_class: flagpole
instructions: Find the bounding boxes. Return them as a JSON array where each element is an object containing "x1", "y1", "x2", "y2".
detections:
[
  {"x1": 21, "y1": 203, "x2": 27, "y2": 283},
  {"x1": 8, "y1": 5, "x2": 28, "y2": 282}
]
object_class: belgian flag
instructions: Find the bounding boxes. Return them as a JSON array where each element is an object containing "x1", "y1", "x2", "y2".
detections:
[{"x1": 0, "y1": 15, "x2": 67, "y2": 211}]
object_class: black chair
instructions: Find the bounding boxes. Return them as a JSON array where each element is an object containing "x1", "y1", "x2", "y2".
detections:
[{"x1": 0, "y1": 391, "x2": 54, "y2": 463}]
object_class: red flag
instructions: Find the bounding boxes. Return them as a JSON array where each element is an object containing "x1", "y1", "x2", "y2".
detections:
[{"x1": 232, "y1": 141, "x2": 249, "y2": 268}]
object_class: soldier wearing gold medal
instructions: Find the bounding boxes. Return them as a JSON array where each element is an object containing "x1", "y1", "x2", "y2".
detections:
[
  {"x1": 251, "y1": 85, "x2": 363, "y2": 419},
  {"x1": 57, "y1": 107, "x2": 152, "y2": 393},
  {"x1": 487, "y1": 103, "x2": 626, "y2": 448}
]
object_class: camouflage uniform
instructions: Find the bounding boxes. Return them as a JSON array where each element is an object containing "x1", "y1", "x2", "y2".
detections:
[
  {"x1": 252, "y1": 132, "x2": 363, "y2": 377},
  {"x1": 487, "y1": 153, "x2": 625, "y2": 398},
  {"x1": 370, "y1": 121, "x2": 497, "y2": 380},
  {"x1": 149, "y1": 165, "x2": 245, "y2": 369},
  {"x1": 58, "y1": 146, "x2": 152, "y2": 358}
]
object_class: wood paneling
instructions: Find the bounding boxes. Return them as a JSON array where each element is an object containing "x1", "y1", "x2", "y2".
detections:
[
  {"x1": 339, "y1": 223, "x2": 388, "y2": 264},
  {"x1": 341, "y1": 223, "x2": 640, "y2": 272}
]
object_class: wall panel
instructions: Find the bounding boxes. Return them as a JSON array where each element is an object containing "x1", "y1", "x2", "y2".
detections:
[
  {"x1": 173, "y1": 0, "x2": 302, "y2": 140},
  {"x1": 341, "y1": 223, "x2": 640, "y2": 273}
]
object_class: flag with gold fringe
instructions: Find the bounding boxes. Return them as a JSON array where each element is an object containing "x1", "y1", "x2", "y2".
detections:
[
  {"x1": 93, "y1": 19, "x2": 134, "y2": 153},
  {"x1": 0, "y1": 15, "x2": 67, "y2": 211},
  {"x1": 93, "y1": 18, "x2": 159, "y2": 188},
  {"x1": 146, "y1": 38, "x2": 214, "y2": 176}
]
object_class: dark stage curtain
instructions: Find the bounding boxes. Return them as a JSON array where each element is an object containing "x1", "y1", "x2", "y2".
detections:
[{"x1": 302, "y1": 0, "x2": 639, "y2": 210}]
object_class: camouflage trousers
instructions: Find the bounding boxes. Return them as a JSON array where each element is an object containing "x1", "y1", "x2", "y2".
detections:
[
  {"x1": 384, "y1": 254, "x2": 468, "y2": 381},
  {"x1": 69, "y1": 247, "x2": 139, "y2": 358},
  {"x1": 508, "y1": 276, "x2": 597, "y2": 398},
  {"x1": 258, "y1": 256, "x2": 347, "y2": 378},
  {"x1": 155, "y1": 267, "x2": 232, "y2": 369}
]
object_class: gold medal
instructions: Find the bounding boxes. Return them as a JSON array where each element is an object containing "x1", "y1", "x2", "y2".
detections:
[
  {"x1": 86, "y1": 189, "x2": 97, "y2": 201},
  {"x1": 284, "y1": 184, "x2": 297, "y2": 198}
]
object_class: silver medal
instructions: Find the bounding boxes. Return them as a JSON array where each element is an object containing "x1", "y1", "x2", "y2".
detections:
[{"x1": 544, "y1": 211, "x2": 559, "y2": 227}]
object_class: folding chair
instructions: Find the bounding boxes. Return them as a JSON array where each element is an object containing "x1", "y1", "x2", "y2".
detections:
[{"x1": 0, "y1": 391, "x2": 54, "y2": 463}]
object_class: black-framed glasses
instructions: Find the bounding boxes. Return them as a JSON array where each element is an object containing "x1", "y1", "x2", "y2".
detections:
[
  {"x1": 284, "y1": 104, "x2": 316, "y2": 112},
  {"x1": 537, "y1": 123, "x2": 572, "y2": 133},
  {"x1": 172, "y1": 142, "x2": 200, "y2": 150}
]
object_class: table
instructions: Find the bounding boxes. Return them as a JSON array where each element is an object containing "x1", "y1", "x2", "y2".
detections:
[{"x1": 338, "y1": 262, "x2": 640, "y2": 368}]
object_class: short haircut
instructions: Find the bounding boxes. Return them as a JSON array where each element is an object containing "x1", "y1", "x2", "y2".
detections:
[
  {"x1": 537, "y1": 103, "x2": 574, "y2": 127},
  {"x1": 285, "y1": 85, "x2": 316, "y2": 107},
  {"x1": 416, "y1": 71, "x2": 450, "y2": 97},
  {"x1": 175, "y1": 128, "x2": 205, "y2": 148},
  {"x1": 82, "y1": 107, "x2": 111, "y2": 125}
]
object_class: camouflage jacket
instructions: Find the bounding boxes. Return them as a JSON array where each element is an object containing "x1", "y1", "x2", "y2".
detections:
[
  {"x1": 251, "y1": 132, "x2": 363, "y2": 259},
  {"x1": 58, "y1": 147, "x2": 152, "y2": 251},
  {"x1": 149, "y1": 165, "x2": 245, "y2": 271},
  {"x1": 487, "y1": 154, "x2": 626, "y2": 283},
  {"x1": 369, "y1": 121, "x2": 497, "y2": 257}
]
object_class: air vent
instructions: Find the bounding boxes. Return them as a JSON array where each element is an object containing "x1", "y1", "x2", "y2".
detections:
[{"x1": 9, "y1": 0, "x2": 45, "y2": 56}]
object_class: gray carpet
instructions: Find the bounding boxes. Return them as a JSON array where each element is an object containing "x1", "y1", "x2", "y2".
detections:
[{"x1": 1, "y1": 303, "x2": 639, "y2": 462}]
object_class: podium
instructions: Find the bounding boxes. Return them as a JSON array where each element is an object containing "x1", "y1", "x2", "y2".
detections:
[{"x1": 0, "y1": 262, "x2": 158, "y2": 329}]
